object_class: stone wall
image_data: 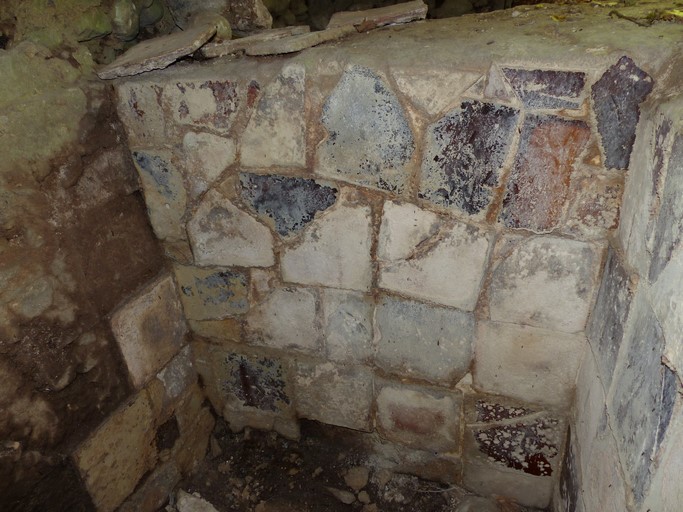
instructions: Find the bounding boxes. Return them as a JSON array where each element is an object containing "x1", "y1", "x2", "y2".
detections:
[
  {"x1": 108, "y1": 12, "x2": 683, "y2": 507},
  {"x1": 560, "y1": 86, "x2": 683, "y2": 510}
]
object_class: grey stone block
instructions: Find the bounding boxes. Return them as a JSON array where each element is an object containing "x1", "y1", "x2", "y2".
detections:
[
  {"x1": 375, "y1": 295, "x2": 474, "y2": 384},
  {"x1": 318, "y1": 66, "x2": 414, "y2": 193}
]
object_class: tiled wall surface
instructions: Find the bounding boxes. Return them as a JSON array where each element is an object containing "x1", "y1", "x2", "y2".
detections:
[
  {"x1": 562, "y1": 94, "x2": 683, "y2": 512},
  {"x1": 107, "y1": 36, "x2": 677, "y2": 510}
]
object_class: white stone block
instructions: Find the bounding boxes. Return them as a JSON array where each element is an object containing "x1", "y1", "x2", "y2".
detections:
[
  {"x1": 188, "y1": 189, "x2": 275, "y2": 267},
  {"x1": 246, "y1": 287, "x2": 320, "y2": 354},
  {"x1": 293, "y1": 361, "x2": 373, "y2": 431},
  {"x1": 111, "y1": 274, "x2": 187, "y2": 389},
  {"x1": 321, "y1": 288, "x2": 373, "y2": 363},
  {"x1": 281, "y1": 203, "x2": 372, "y2": 291},
  {"x1": 378, "y1": 201, "x2": 439, "y2": 262},
  {"x1": 488, "y1": 235, "x2": 601, "y2": 333},
  {"x1": 378, "y1": 201, "x2": 491, "y2": 311},
  {"x1": 390, "y1": 67, "x2": 481, "y2": 116},
  {"x1": 473, "y1": 321, "x2": 586, "y2": 407},
  {"x1": 241, "y1": 64, "x2": 306, "y2": 168},
  {"x1": 182, "y1": 131, "x2": 236, "y2": 198}
]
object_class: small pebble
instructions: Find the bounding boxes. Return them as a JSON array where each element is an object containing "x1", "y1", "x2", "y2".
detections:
[
  {"x1": 344, "y1": 466, "x2": 370, "y2": 492},
  {"x1": 358, "y1": 490, "x2": 371, "y2": 504},
  {"x1": 326, "y1": 487, "x2": 356, "y2": 504}
]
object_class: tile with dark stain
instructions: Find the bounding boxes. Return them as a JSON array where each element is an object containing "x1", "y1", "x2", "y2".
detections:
[
  {"x1": 222, "y1": 354, "x2": 290, "y2": 412},
  {"x1": 240, "y1": 174, "x2": 337, "y2": 236},
  {"x1": 474, "y1": 417, "x2": 560, "y2": 476},
  {"x1": 420, "y1": 101, "x2": 519, "y2": 215},
  {"x1": 500, "y1": 114, "x2": 590, "y2": 232},
  {"x1": 591, "y1": 56, "x2": 653, "y2": 169},
  {"x1": 502, "y1": 68, "x2": 585, "y2": 109}
]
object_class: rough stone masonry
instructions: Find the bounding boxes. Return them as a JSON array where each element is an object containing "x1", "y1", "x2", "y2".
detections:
[{"x1": 94, "y1": 4, "x2": 683, "y2": 511}]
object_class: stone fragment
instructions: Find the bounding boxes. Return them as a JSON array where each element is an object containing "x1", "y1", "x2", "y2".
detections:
[
  {"x1": 245, "y1": 287, "x2": 319, "y2": 354},
  {"x1": 321, "y1": 289, "x2": 373, "y2": 363},
  {"x1": 326, "y1": 487, "x2": 356, "y2": 504},
  {"x1": 562, "y1": 172, "x2": 623, "y2": 239},
  {"x1": 482, "y1": 65, "x2": 517, "y2": 104},
  {"x1": 246, "y1": 25, "x2": 356, "y2": 55},
  {"x1": 344, "y1": 466, "x2": 370, "y2": 492},
  {"x1": 176, "y1": 490, "x2": 219, "y2": 512},
  {"x1": 293, "y1": 362, "x2": 373, "y2": 431},
  {"x1": 132, "y1": 150, "x2": 187, "y2": 241},
  {"x1": 558, "y1": 432, "x2": 579, "y2": 512},
  {"x1": 573, "y1": 344, "x2": 608, "y2": 473},
  {"x1": 650, "y1": 251, "x2": 683, "y2": 376},
  {"x1": 621, "y1": 112, "x2": 678, "y2": 279},
  {"x1": 608, "y1": 293, "x2": 676, "y2": 505},
  {"x1": 182, "y1": 132, "x2": 236, "y2": 197},
  {"x1": 375, "y1": 295, "x2": 474, "y2": 384},
  {"x1": 156, "y1": 345, "x2": 197, "y2": 414},
  {"x1": 378, "y1": 201, "x2": 491, "y2": 310},
  {"x1": 592, "y1": 56, "x2": 653, "y2": 169},
  {"x1": 168, "y1": 0, "x2": 272, "y2": 31},
  {"x1": 326, "y1": 1, "x2": 428, "y2": 30},
  {"x1": 463, "y1": 396, "x2": 563, "y2": 508},
  {"x1": 199, "y1": 26, "x2": 311, "y2": 58},
  {"x1": 188, "y1": 189, "x2": 275, "y2": 268},
  {"x1": 115, "y1": 82, "x2": 166, "y2": 146},
  {"x1": 281, "y1": 204, "x2": 372, "y2": 291},
  {"x1": 112, "y1": 0, "x2": 139, "y2": 40},
  {"x1": 97, "y1": 12, "x2": 224, "y2": 79},
  {"x1": 649, "y1": 135, "x2": 683, "y2": 283},
  {"x1": 639, "y1": 398, "x2": 683, "y2": 512},
  {"x1": 240, "y1": 173, "x2": 337, "y2": 236},
  {"x1": 501, "y1": 68, "x2": 586, "y2": 109},
  {"x1": 221, "y1": 352, "x2": 291, "y2": 413},
  {"x1": 579, "y1": 420, "x2": 629, "y2": 512},
  {"x1": 241, "y1": 65, "x2": 306, "y2": 167},
  {"x1": 500, "y1": 114, "x2": 590, "y2": 232},
  {"x1": 376, "y1": 382, "x2": 461, "y2": 452},
  {"x1": 111, "y1": 274, "x2": 187, "y2": 388},
  {"x1": 420, "y1": 101, "x2": 519, "y2": 215},
  {"x1": 73, "y1": 392, "x2": 157, "y2": 512},
  {"x1": 318, "y1": 67, "x2": 414, "y2": 193},
  {"x1": 174, "y1": 265, "x2": 249, "y2": 320},
  {"x1": 164, "y1": 79, "x2": 239, "y2": 133},
  {"x1": 391, "y1": 68, "x2": 480, "y2": 116},
  {"x1": 473, "y1": 321, "x2": 586, "y2": 407},
  {"x1": 378, "y1": 201, "x2": 439, "y2": 261},
  {"x1": 475, "y1": 419, "x2": 559, "y2": 470},
  {"x1": 586, "y1": 247, "x2": 634, "y2": 388},
  {"x1": 488, "y1": 236, "x2": 601, "y2": 333},
  {"x1": 118, "y1": 462, "x2": 182, "y2": 512}
]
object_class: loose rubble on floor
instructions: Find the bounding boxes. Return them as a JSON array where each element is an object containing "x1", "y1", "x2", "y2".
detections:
[{"x1": 164, "y1": 420, "x2": 545, "y2": 512}]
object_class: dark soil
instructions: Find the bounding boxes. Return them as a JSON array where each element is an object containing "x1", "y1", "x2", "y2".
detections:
[{"x1": 178, "y1": 419, "x2": 470, "y2": 512}]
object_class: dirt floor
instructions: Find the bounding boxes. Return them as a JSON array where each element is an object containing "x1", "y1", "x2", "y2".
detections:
[{"x1": 170, "y1": 419, "x2": 545, "y2": 512}]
